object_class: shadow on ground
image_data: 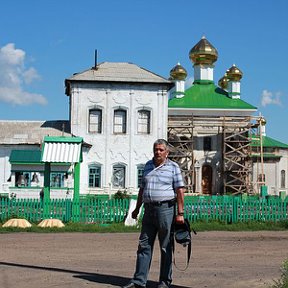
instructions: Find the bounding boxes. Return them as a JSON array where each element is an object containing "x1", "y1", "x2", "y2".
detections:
[{"x1": 0, "y1": 261, "x2": 191, "y2": 288}]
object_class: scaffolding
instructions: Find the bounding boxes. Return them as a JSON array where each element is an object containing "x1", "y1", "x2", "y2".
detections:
[
  {"x1": 167, "y1": 115, "x2": 257, "y2": 194},
  {"x1": 167, "y1": 116, "x2": 194, "y2": 191}
]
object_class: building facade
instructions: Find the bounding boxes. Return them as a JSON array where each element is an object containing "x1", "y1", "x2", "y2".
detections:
[
  {"x1": 64, "y1": 62, "x2": 172, "y2": 196},
  {"x1": 0, "y1": 38, "x2": 287, "y2": 199}
]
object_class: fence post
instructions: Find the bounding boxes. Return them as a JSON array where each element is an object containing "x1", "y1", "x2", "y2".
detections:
[
  {"x1": 43, "y1": 162, "x2": 51, "y2": 219},
  {"x1": 72, "y1": 162, "x2": 80, "y2": 222},
  {"x1": 232, "y1": 196, "x2": 239, "y2": 223}
]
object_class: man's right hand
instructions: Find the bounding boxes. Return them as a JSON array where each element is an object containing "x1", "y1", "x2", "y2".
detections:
[{"x1": 131, "y1": 208, "x2": 139, "y2": 219}]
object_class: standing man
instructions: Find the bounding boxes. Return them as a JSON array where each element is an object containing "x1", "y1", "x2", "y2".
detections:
[{"x1": 123, "y1": 139, "x2": 185, "y2": 288}]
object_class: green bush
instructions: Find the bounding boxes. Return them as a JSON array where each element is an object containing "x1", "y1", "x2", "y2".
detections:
[
  {"x1": 113, "y1": 189, "x2": 131, "y2": 199},
  {"x1": 271, "y1": 260, "x2": 288, "y2": 288}
]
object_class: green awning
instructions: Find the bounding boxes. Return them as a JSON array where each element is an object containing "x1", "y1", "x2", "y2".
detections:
[{"x1": 9, "y1": 150, "x2": 42, "y2": 164}]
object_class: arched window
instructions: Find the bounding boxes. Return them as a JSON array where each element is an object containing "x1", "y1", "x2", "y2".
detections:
[
  {"x1": 89, "y1": 164, "x2": 101, "y2": 187},
  {"x1": 112, "y1": 164, "x2": 126, "y2": 188},
  {"x1": 114, "y1": 109, "x2": 127, "y2": 134},
  {"x1": 137, "y1": 109, "x2": 151, "y2": 134},
  {"x1": 281, "y1": 170, "x2": 285, "y2": 188},
  {"x1": 89, "y1": 108, "x2": 102, "y2": 133}
]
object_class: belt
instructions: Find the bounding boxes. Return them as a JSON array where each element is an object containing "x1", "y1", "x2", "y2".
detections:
[{"x1": 144, "y1": 199, "x2": 176, "y2": 207}]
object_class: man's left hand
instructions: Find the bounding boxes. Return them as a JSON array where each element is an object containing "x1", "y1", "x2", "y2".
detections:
[{"x1": 175, "y1": 214, "x2": 184, "y2": 224}]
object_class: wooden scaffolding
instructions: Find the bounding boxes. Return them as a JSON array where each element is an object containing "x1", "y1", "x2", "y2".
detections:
[{"x1": 167, "y1": 115, "x2": 257, "y2": 194}]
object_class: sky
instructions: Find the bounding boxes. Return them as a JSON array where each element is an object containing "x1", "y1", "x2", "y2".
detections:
[{"x1": 0, "y1": 0, "x2": 288, "y2": 143}]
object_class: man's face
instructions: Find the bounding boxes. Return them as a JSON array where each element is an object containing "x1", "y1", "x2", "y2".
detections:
[{"x1": 153, "y1": 144, "x2": 169, "y2": 166}]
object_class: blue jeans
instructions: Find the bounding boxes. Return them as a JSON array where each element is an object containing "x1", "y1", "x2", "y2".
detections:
[{"x1": 132, "y1": 202, "x2": 175, "y2": 287}]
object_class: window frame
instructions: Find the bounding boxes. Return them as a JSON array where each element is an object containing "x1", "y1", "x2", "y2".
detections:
[
  {"x1": 112, "y1": 164, "x2": 126, "y2": 188},
  {"x1": 137, "y1": 109, "x2": 151, "y2": 134},
  {"x1": 88, "y1": 108, "x2": 102, "y2": 134},
  {"x1": 203, "y1": 136, "x2": 212, "y2": 151},
  {"x1": 113, "y1": 108, "x2": 127, "y2": 134},
  {"x1": 15, "y1": 171, "x2": 32, "y2": 187},
  {"x1": 50, "y1": 172, "x2": 65, "y2": 188},
  {"x1": 137, "y1": 164, "x2": 145, "y2": 188},
  {"x1": 88, "y1": 164, "x2": 102, "y2": 188}
]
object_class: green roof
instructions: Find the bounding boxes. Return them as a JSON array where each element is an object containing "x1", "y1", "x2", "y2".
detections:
[
  {"x1": 251, "y1": 135, "x2": 288, "y2": 148},
  {"x1": 168, "y1": 81, "x2": 257, "y2": 110},
  {"x1": 43, "y1": 136, "x2": 83, "y2": 143},
  {"x1": 9, "y1": 150, "x2": 42, "y2": 164}
]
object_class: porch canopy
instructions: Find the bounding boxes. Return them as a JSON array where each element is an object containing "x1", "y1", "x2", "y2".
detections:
[
  {"x1": 41, "y1": 136, "x2": 83, "y2": 204},
  {"x1": 41, "y1": 136, "x2": 83, "y2": 163}
]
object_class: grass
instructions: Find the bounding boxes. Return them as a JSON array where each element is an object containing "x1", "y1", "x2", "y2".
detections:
[
  {"x1": 191, "y1": 220, "x2": 288, "y2": 232},
  {"x1": 0, "y1": 219, "x2": 288, "y2": 233},
  {"x1": 0, "y1": 221, "x2": 141, "y2": 233},
  {"x1": 271, "y1": 260, "x2": 288, "y2": 288}
]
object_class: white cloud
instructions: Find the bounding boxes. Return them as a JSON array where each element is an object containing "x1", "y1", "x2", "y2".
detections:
[
  {"x1": 0, "y1": 43, "x2": 47, "y2": 105},
  {"x1": 0, "y1": 43, "x2": 25, "y2": 65},
  {"x1": 23, "y1": 67, "x2": 40, "y2": 84},
  {"x1": 261, "y1": 89, "x2": 282, "y2": 107}
]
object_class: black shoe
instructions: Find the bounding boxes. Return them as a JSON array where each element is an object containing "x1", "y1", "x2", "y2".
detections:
[
  {"x1": 157, "y1": 283, "x2": 170, "y2": 288},
  {"x1": 122, "y1": 282, "x2": 145, "y2": 288}
]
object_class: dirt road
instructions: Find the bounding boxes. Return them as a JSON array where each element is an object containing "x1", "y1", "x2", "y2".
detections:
[{"x1": 0, "y1": 231, "x2": 287, "y2": 288}]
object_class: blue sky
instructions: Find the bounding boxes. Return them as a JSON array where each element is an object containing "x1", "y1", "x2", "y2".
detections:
[{"x1": 0, "y1": 0, "x2": 287, "y2": 143}]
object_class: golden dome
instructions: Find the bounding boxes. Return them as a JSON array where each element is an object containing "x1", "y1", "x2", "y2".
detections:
[
  {"x1": 189, "y1": 36, "x2": 218, "y2": 65},
  {"x1": 257, "y1": 117, "x2": 267, "y2": 126},
  {"x1": 218, "y1": 73, "x2": 229, "y2": 90},
  {"x1": 170, "y1": 63, "x2": 187, "y2": 80},
  {"x1": 226, "y1": 64, "x2": 243, "y2": 81}
]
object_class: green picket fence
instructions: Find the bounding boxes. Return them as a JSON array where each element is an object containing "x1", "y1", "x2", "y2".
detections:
[
  {"x1": 184, "y1": 195, "x2": 288, "y2": 223},
  {"x1": 0, "y1": 198, "x2": 130, "y2": 224},
  {"x1": 0, "y1": 196, "x2": 287, "y2": 224}
]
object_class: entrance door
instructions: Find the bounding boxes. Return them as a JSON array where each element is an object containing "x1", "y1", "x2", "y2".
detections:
[{"x1": 202, "y1": 165, "x2": 212, "y2": 194}]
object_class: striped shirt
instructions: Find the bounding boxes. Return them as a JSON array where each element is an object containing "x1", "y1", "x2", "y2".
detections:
[{"x1": 141, "y1": 158, "x2": 184, "y2": 203}]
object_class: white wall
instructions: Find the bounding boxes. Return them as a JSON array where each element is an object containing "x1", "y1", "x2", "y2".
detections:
[
  {"x1": 252, "y1": 149, "x2": 288, "y2": 195},
  {"x1": 69, "y1": 82, "x2": 169, "y2": 195}
]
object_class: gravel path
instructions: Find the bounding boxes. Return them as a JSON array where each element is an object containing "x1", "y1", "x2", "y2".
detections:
[{"x1": 0, "y1": 231, "x2": 287, "y2": 288}]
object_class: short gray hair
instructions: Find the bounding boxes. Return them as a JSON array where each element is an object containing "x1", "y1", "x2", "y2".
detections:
[{"x1": 153, "y1": 139, "x2": 169, "y2": 150}]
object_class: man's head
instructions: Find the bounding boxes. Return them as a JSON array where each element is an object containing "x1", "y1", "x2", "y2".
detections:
[{"x1": 153, "y1": 139, "x2": 169, "y2": 166}]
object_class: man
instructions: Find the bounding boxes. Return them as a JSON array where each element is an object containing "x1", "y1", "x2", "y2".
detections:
[{"x1": 123, "y1": 139, "x2": 185, "y2": 288}]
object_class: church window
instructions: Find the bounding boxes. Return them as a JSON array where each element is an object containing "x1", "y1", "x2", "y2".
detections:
[
  {"x1": 89, "y1": 109, "x2": 102, "y2": 133},
  {"x1": 112, "y1": 164, "x2": 126, "y2": 188},
  {"x1": 137, "y1": 109, "x2": 151, "y2": 134},
  {"x1": 114, "y1": 109, "x2": 127, "y2": 134},
  {"x1": 89, "y1": 165, "x2": 101, "y2": 188}
]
